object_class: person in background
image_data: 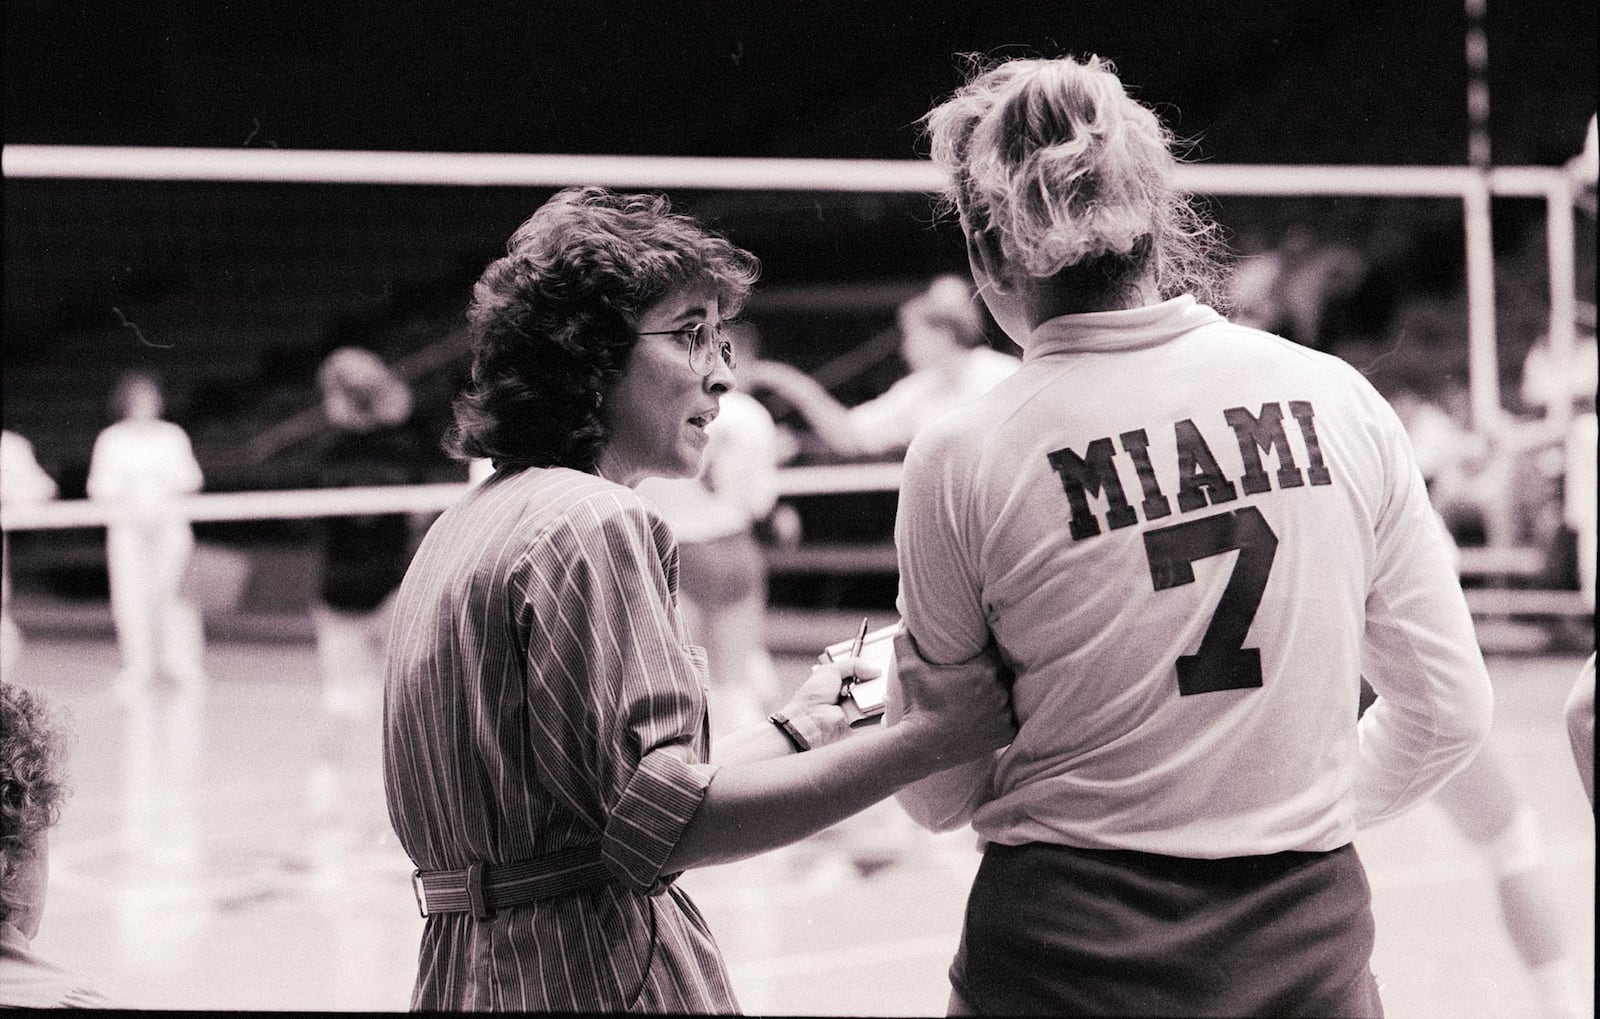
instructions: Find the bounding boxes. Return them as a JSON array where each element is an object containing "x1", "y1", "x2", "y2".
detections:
[
  {"x1": 1563, "y1": 409, "x2": 1596, "y2": 614},
  {"x1": 1563, "y1": 407, "x2": 1595, "y2": 820},
  {"x1": 888, "y1": 54, "x2": 1493, "y2": 1016},
  {"x1": 750, "y1": 274, "x2": 1019, "y2": 459},
  {"x1": 1223, "y1": 226, "x2": 1366, "y2": 350},
  {"x1": 0, "y1": 681, "x2": 118, "y2": 1007},
  {"x1": 1560, "y1": 117, "x2": 1596, "y2": 816},
  {"x1": 1387, "y1": 395, "x2": 1589, "y2": 1019},
  {"x1": 382, "y1": 187, "x2": 1015, "y2": 1013},
  {"x1": 306, "y1": 347, "x2": 428, "y2": 855},
  {"x1": 637, "y1": 323, "x2": 784, "y2": 732},
  {"x1": 86, "y1": 371, "x2": 207, "y2": 697},
  {"x1": 0, "y1": 431, "x2": 57, "y2": 679},
  {"x1": 1416, "y1": 698, "x2": 1586, "y2": 1018}
]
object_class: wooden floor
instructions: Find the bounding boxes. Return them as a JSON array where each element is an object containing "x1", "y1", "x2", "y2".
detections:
[{"x1": 9, "y1": 629, "x2": 1594, "y2": 1016}]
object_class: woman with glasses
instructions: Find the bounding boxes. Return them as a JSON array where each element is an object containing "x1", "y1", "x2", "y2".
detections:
[
  {"x1": 885, "y1": 55, "x2": 1494, "y2": 1015},
  {"x1": 381, "y1": 187, "x2": 1015, "y2": 1013},
  {"x1": 637, "y1": 323, "x2": 787, "y2": 736}
]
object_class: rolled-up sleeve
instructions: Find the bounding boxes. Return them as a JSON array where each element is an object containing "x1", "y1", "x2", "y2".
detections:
[
  {"x1": 604, "y1": 750, "x2": 715, "y2": 889},
  {"x1": 517, "y1": 493, "x2": 718, "y2": 894}
]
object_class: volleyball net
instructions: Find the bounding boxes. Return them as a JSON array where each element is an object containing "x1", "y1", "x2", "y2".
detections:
[
  {"x1": 1, "y1": 146, "x2": 1591, "y2": 619},
  {"x1": 4, "y1": 144, "x2": 1586, "y2": 433}
]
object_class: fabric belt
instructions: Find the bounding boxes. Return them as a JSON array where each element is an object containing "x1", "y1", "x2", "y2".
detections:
[{"x1": 411, "y1": 843, "x2": 610, "y2": 919}]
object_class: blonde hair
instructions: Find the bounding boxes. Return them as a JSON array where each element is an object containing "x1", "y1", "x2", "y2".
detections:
[{"x1": 924, "y1": 54, "x2": 1229, "y2": 308}]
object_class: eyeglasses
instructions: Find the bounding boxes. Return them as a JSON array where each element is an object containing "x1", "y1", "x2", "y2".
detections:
[{"x1": 637, "y1": 322, "x2": 737, "y2": 377}]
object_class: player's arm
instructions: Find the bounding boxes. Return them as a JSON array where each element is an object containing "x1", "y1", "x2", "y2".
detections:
[
  {"x1": 888, "y1": 429, "x2": 1008, "y2": 831},
  {"x1": 884, "y1": 632, "x2": 1005, "y2": 830},
  {"x1": 1356, "y1": 399, "x2": 1494, "y2": 828}
]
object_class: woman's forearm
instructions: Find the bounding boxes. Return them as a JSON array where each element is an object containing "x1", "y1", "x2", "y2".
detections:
[
  {"x1": 708, "y1": 715, "x2": 805, "y2": 765},
  {"x1": 664, "y1": 725, "x2": 945, "y2": 871},
  {"x1": 666, "y1": 635, "x2": 1016, "y2": 871}
]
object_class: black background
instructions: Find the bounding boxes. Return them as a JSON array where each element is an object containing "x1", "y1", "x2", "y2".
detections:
[
  {"x1": 3, "y1": 1, "x2": 1596, "y2": 477},
  {"x1": 5, "y1": 1, "x2": 1595, "y2": 165}
]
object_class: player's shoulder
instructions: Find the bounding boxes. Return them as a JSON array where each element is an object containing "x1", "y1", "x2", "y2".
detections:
[
  {"x1": 1211, "y1": 318, "x2": 1391, "y2": 405},
  {"x1": 966, "y1": 346, "x2": 1024, "y2": 380},
  {"x1": 902, "y1": 384, "x2": 1014, "y2": 481}
]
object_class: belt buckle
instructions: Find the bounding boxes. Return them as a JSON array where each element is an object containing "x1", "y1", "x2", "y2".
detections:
[{"x1": 411, "y1": 870, "x2": 430, "y2": 918}]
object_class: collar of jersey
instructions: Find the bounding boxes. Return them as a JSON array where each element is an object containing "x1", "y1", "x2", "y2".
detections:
[{"x1": 1023, "y1": 295, "x2": 1224, "y2": 361}]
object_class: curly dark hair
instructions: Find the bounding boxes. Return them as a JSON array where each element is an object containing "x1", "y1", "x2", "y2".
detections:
[
  {"x1": 447, "y1": 187, "x2": 761, "y2": 472},
  {"x1": 1, "y1": 681, "x2": 68, "y2": 927}
]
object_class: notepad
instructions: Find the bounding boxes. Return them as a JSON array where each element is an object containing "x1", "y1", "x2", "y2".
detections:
[{"x1": 818, "y1": 622, "x2": 903, "y2": 727}]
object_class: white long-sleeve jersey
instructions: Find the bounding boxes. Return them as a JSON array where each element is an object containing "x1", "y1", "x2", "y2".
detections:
[{"x1": 891, "y1": 296, "x2": 1492, "y2": 857}]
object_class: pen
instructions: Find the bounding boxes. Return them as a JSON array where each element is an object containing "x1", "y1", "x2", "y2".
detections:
[{"x1": 846, "y1": 617, "x2": 870, "y2": 681}]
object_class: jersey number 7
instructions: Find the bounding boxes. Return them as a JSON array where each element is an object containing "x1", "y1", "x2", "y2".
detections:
[{"x1": 1143, "y1": 507, "x2": 1279, "y2": 696}]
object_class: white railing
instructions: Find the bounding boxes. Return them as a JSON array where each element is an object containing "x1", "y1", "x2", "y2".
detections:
[
  {"x1": 4, "y1": 461, "x2": 1586, "y2": 619},
  {"x1": 0, "y1": 462, "x2": 906, "y2": 531},
  {"x1": 3, "y1": 145, "x2": 1585, "y2": 437}
]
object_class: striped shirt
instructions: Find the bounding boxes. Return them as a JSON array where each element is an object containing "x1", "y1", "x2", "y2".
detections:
[{"x1": 383, "y1": 466, "x2": 737, "y2": 1012}]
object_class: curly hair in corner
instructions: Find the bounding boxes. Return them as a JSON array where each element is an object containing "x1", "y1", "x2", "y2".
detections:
[
  {"x1": 448, "y1": 187, "x2": 761, "y2": 473},
  {"x1": 0, "y1": 682, "x2": 67, "y2": 927}
]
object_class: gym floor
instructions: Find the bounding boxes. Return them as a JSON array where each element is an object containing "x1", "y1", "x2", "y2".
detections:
[{"x1": 12, "y1": 630, "x2": 1594, "y2": 1016}]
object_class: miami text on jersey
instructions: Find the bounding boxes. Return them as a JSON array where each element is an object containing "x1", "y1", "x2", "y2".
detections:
[{"x1": 1046, "y1": 400, "x2": 1332, "y2": 541}]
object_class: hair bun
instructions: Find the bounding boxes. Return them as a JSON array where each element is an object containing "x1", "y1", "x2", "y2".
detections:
[{"x1": 923, "y1": 54, "x2": 1229, "y2": 307}]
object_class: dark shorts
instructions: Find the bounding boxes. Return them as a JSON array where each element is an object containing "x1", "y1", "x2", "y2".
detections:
[{"x1": 950, "y1": 841, "x2": 1383, "y2": 1018}]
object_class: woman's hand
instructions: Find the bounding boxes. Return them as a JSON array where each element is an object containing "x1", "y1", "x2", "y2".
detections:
[
  {"x1": 670, "y1": 640, "x2": 1007, "y2": 871},
  {"x1": 772, "y1": 658, "x2": 879, "y2": 750},
  {"x1": 886, "y1": 631, "x2": 1016, "y2": 771}
]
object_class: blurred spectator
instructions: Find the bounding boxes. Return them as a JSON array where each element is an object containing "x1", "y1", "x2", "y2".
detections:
[
  {"x1": 1226, "y1": 227, "x2": 1367, "y2": 348},
  {"x1": 1388, "y1": 384, "x2": 1493, "y2": 543},
  {"x1": 1505, "y1": 328, "x2": 1596, "y2": 585},
  {"x1": 1392, "y1": 400, "x2": 1588, "y2": 1019},
  {"x1": 1564, "y1": 410, "x2": 1596, "y2": 610},
  {"x1": 1225, "y1": 245, "x2": 1288, "y2": 331},
  {"x1": 0, "y1": 431, "x2": 57, "y2": 678},
  {"x1": 0, "y1": 681, "x2": 118, "y2": 1007},
  {"x1": 638, "y1": 327, "x2": 784, "y2": 732},
  {"x1": 1428, "y1": 743, "x2": 1586, "y2": 1018},
  {"x1": 306, "y1": 347, "x2": 427, "y2": 852},
  {"x1": 1519, "y1": 331, "x2": 1597, "y2": 420},
  {"x1": 747, "y1": 282, "x2": 1019, "y2": 874},
  {"x1": 467, "y1": 457, "x2": 495, "y2": 485},
  {"x1": 86, "y1": 371, "x2": 206, "y2": 697},
  {"x1": 749, "y1": 275, "x2": 1019, "y2": 459},
  {"x1": 1568, "y1": 113, "x2": 1597, "y2": 217}
]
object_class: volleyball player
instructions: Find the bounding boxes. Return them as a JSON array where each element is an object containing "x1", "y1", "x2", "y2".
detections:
[{"x1": 882, "y1": 54, "x2": 1494, "y2": 1015}]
